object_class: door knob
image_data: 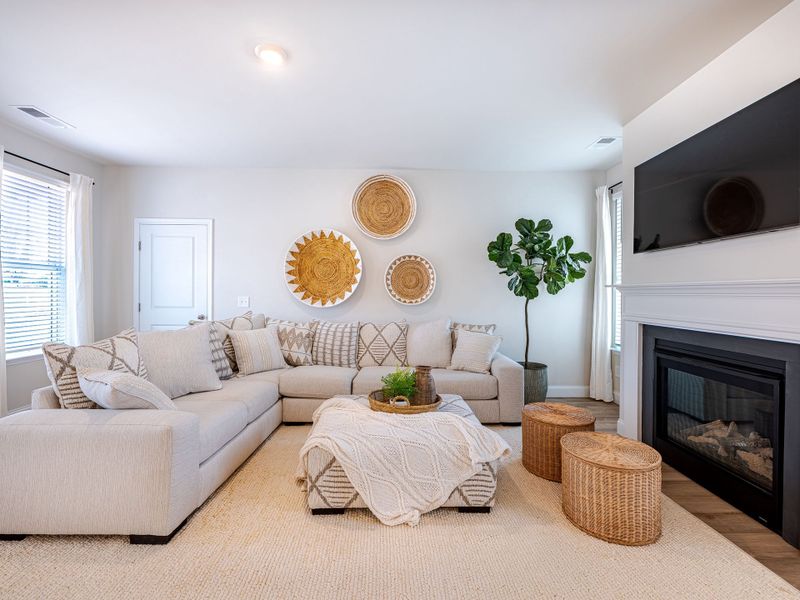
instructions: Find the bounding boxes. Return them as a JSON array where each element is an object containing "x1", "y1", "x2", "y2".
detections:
[{"x1": 196, "y1": 314, "x2": 206, "y2": 320}]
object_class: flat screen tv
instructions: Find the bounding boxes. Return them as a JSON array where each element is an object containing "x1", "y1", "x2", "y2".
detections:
[{"x1": 634, "y1": 78, "x2": 800, "y2": 253}]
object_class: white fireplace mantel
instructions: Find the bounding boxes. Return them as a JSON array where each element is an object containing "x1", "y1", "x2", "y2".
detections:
[{"x1": 617, "y1": 278, "x2": 800, "y2": 439}]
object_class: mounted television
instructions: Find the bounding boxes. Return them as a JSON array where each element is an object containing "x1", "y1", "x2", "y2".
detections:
[{"x1": 633, "y1": 78, "x2": 800, "y2": 253}]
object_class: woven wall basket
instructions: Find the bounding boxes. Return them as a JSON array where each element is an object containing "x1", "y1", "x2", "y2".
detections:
[
  {"x1": 352, "y1": 174, "x2": 416, "y2": 239},
  {"x1": 385, "y1": 254, "x2": 436, "y2": 304},
  {"x1": 285, "y1": 229, "x2": 362, "y2": 307}
]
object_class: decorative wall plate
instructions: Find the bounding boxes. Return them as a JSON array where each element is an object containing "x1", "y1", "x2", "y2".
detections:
[
  {"x1": 352, "y1": 174, "x2": 416, "y2": 239},
  {"x1": 385, "y1": 254, "x2": 436, "y2": 305},
  {"x1": 285, "y1": 230, "x2": 362, "y2": 307}
]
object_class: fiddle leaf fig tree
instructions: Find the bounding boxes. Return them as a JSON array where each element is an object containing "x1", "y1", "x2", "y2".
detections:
[{"x1": 487, "y1": 218, "x2": 592, "y2": 365}]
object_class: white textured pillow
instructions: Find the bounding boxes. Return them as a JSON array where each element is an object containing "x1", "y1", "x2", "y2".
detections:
[
  {"x1": 449, "y1": 330, "x2": 502, "y2": 374},
  {"x1": 77, "y1": 368, "x2": 176, "y2": 410},
  {"x1": 138, "y1": 323, "x2": 222, "y2": 398},
  {"x1": 229, "y1": 326, "x2": 287, "y2": 376},
  {"x1": 406, "y1": 318, "x2": 452, "y2": 368}
]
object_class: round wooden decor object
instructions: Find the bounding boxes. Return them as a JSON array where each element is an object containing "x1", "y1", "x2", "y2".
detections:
[
  {"x1": 385, "y1": 254, "x2": 436, "y2": 305},
  {"x1": 352, "y1": 174, "x2": 416, "y2": 239},
  {"x1": 285, "y1": 229, "x2": 362, "y2": 307}
]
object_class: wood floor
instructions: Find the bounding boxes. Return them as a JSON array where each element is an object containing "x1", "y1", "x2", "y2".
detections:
[{"x1": 555, "y1": 398, "x2": 800, "y2": 590}]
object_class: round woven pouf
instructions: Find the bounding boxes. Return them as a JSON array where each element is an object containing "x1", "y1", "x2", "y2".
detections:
[
  {"x1": 561, "y1": 432, "x2": 662, "y2": 546},
  {"x1": 522, "y1": 403, "x2": 595, "y2": 481}
]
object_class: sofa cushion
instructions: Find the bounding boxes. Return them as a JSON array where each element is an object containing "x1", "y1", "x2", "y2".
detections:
[
  {"x1": 279, "y1": 366, "x2": 358, "y2": 399},
  {"x1": 178, "y1": 370, "x2": 285, "y2": 425},
  {"x1": 352, "y1": 366, "x2": 497, "y2": 401},
  {"x1": 139, "y1": 324, "x2": 222, "y2": 399},
  {"x1": 407, "y1": 318, "x2": 452, "y2": 368},
  {"x1": 431, "y1": 368, "x2": 498, "y2": 400},
  {"x1": 172, "y1": 398, "x2": 247, "y2": 463}
]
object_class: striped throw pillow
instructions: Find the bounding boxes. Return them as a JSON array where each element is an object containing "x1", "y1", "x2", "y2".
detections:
[
  {"x1": 449, "y1": 329, "x2": 502, "y2": 374},
  {"x1": 312, "y1": 320, "x2": 359, "y2": 368},
  {"x1": 228, "y1": 327, "x2": 287, "y2": 376},
  {"x1": 190, "y1": 311, "x2": 266, "y2": 374}
]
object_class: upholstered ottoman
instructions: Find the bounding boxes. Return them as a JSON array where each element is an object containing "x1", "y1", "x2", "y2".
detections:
[{"x1": 305, "y1": 394, "x2": 499, "y2": 514}]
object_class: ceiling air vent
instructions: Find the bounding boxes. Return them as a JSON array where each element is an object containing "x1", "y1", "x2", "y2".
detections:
[
  {"x1": 12, "y1": 105, "x2": 74, "y2": 129},
  {"x1": 587, "y1": 136, "x2": 620, "y2": 150}
]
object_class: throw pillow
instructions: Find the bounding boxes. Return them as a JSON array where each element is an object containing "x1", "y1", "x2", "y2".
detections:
[
  {"x1": 42, "y1": 329, "x2": 148, "y2": 409},
  {"x1": 357, "y1": 321, "x2": 408, "y2": 368},
  {"x1": 312, "y1": 320, "x2": 359, "y2": 368},
  {"x1": 406, "y1": 318, "x2": 453, "y2": 368},
  {"x1": 449, "y1": 330, "x2": 502, "y2": 374},
  {"x1": 266, "y1": 318, "x2": 316, "y2": 366},
  {"x1": 138, "y1": 323, "x2": 222, "y2": 398},
  {"x1": 189, "y1": 311, "x2": 266, "y2": 373},
  {"x1": 77, "y1": 368, "x2": 176, "y2": 410},
  {"x1": 451, "y1": 321, "x2": 497, "y2": 347},
  {"x1": 229, "y1": 326, "x2": 287, "y2": 376}
]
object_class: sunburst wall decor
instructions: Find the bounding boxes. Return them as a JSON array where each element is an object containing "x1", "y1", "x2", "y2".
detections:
[{"x1": 285, "y1": 229, "x2": 362, "y2": 307}]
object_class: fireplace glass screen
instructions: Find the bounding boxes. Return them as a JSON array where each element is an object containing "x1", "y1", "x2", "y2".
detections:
[{"x1": 663, "y1": 365, "x2": 777, "y2": 491}]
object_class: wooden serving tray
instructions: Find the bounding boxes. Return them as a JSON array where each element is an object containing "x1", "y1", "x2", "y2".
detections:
[{"x1": 368, "y1": 390, "x2": 441, "y2": 414}]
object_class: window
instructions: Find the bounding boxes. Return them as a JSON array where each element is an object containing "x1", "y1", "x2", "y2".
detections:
[
  {"x1": 610, "y1": 187, "x2": 623, "y2": 348},
  {"x1": 1, "y1": 166, "x2": 68, "y2": 358}
]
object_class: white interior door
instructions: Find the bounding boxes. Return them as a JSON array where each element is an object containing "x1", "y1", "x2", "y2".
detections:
[{"x1": 136, "y1": 219, "x2": 213, "y2": 330}]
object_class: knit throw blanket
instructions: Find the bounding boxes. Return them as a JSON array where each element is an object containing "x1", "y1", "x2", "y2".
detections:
[{"x1": 297, "y1": 396, "x2": 511, "y2": 526}]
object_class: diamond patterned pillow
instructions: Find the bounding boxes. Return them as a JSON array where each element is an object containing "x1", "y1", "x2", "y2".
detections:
[
  {"x1": 357, "y1": 321, "x2": 408, "y2": 368},
  {"x1": 42, "y1": 329, "x2": 148, "y2": 409},
  {"x1": 266, "y1": 318, "x2": 317, "y2": 366}
]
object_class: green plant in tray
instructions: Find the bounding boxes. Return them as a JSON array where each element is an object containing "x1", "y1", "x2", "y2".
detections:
[{"x1": 381, "y1": 368, "x2": 417, "y2": 401}]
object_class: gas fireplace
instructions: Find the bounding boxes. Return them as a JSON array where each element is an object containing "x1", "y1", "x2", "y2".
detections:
[{"x1": 642, "y1": 326, "x2": 800, "y2": 548}]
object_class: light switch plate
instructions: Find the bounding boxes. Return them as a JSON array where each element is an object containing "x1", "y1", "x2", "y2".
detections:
[{"x1": 237, "y1": 296, "x2": 250, "y2": 308}]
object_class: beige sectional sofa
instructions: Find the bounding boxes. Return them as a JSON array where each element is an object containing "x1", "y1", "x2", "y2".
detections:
[{"x1": 0, "y1": 326, "x2": 523, "y2": 544}]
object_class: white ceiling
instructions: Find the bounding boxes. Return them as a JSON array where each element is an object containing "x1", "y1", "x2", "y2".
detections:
[{"x1": 0, "y1": 0, "x2": 790, "y2": 171}]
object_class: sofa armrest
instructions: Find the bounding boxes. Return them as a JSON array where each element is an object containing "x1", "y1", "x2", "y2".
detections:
[
  {"x1": 0, "y1": 409, "x2": 200, "y2": 536},
  {"x1": 32, "y1": 386, "x2": 60, "y2": 409},
  {"x1": 491, "y1": 353, "x2": 524, "y2": 423}
]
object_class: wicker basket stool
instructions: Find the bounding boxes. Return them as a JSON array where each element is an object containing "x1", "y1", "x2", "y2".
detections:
[
  {"x1": 522, "y1": 403, "x2": 595, "y2": 481},
  {"x1": 561, "y1": 432, "x2": 662, "y2": 546}
]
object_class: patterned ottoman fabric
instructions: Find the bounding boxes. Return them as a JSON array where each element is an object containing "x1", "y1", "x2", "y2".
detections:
[{"x1": 305, "y1": 394, "x2": 499, "y2": 511}]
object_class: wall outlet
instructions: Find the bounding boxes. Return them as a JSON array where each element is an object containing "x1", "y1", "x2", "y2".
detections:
[{"x1": 237, "y1": 296, "x2": 250, "y2": 308}]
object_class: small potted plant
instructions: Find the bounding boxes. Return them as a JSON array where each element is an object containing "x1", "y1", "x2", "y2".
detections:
[
  {"x1": 380, "y1": 368, "x2": 417, "y2": 405},
  {"x1": 487, "y1": 218, "x2": 592, "y2": 403}
]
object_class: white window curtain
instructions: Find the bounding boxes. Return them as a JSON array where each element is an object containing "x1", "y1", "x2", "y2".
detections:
[
  {"x1": 65, "y1": 173, "x2": 94, "y2": 345},
  {"x1": 0, "y1": 146, "x2": 7, "y2": 416},
  {"x1": 589, "y1": 185, "x2": 614, "y2": 402}
]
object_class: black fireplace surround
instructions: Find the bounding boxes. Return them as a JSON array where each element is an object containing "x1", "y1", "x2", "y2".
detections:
[{"x1": 642, "y1": 326, "x2": 800, "y2": 548}]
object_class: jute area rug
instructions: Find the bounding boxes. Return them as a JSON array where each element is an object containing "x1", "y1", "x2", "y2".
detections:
[{"x1": 1, "y1": 425, "x2": 797, "y2": 600}]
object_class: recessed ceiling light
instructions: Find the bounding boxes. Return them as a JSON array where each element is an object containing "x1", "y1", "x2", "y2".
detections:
[{"x1": 254, "y1": 44, "x2": 288, "y2": 68}]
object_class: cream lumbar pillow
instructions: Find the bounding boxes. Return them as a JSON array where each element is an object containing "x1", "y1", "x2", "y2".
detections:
[
  {"x1": 138, "y1": 323, "x2": 222, "y2": 399},
  {"x1": 229, "y1": 326, "x2": 287, "y2": 376},
  {"x1": 77, "y1": 368, "x2": 177, "y2": 410},
  {"x1": 406, "y1": 318, "x2": 453, "y2": 368},
  {"x1": 449, "y1": 329, "x2": 502, "y2": 374}
]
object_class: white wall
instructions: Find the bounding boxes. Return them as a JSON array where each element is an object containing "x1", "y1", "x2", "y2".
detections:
[
  {"x1": 99, "y1": 167, "x2": 601, "y2": 396},
  {"x1": 0, "y1": 120, "x2": 106, "y2": 413},
  {"x1": 622, "y1": 0, "x2": 800, "y2": 286}
]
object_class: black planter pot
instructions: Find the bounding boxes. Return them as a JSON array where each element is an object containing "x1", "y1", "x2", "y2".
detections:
[{"x1": 520, "y1": 362, "x2": 548, "y2": 404}]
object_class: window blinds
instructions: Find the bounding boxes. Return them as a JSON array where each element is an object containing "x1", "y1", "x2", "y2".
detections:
[
  {"x1": 0, "y1": 167, "x2": 67, "y2": 356},
  {"x1": 611, "y1": 189, "x2": 623, "y2": 347}
]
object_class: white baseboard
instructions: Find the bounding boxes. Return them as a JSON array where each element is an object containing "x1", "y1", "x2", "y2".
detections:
[{"x1": 546, "y1": 385, "x2": 589, "y2": 398}]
